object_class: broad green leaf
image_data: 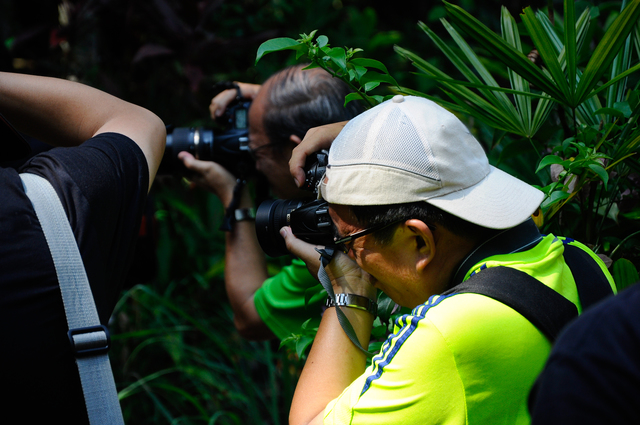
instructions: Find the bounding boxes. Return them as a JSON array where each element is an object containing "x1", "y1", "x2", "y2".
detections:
[
  {"x1": 348, "y1": 64, "x2": 368, "y2": 82},
  {"x1": 614, "y1": 101, "x2": 633, "y2": 118},
  {"x1": 363, "y1": 81, "x2": 381, "y2": 92},
  {"x1": 255, "y1": 37, "x2": 301, "y2": 64},
  {"x1": 611, "y1": 258, "x2": 640, "y2": 290},
  {"x1": 350, "y1": 57, "x2": 390, "y2": 74},
  {"x1": 588, "y1": 163, "x2": 609, "y2": 189},
  {"x1": 344, "y1": 91, "x2": 378, "y2": 107},
  {"x1": 536, "y1": 154, "x2": 565, "y2": 173},
  {"x1": 359, "y1": 71, "x2": 398, "y2": 87},
  {"x1": 317, "y1": 35, "x2": 329, "y2": 48},
  {"x1": 325, "y1": 47, "x2": 348, "y2": 74},
  {"x1": 541, "y1": 190, "x2": 571, "y2": 209}
]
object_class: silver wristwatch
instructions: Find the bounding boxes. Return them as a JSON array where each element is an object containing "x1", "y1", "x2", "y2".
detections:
[
  {"x1": 326, "y1": 293, "x2": 378, "y2": 316},
  {"x1": 234, "y1": 208, "x2": 256, "y2": 222}
]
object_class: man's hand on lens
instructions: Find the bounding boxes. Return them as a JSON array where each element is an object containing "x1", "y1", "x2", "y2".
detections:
[
  {"x1": 279, "y1": 226, "x2": 324, "y2": 282},
  {"x1": 178, "y1": 151, "x2": 238, "y2": 206},
  {"x1": 279, "y1": 226, "x2": 374, "y2": 298}
]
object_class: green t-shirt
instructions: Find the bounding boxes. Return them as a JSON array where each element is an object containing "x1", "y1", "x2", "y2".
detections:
[
  {"x1": 323, "y1": 235, "x2": 615, "y2": 424},
  {"x1": 254, "y1": 258, "x2": 326, "y2": 340}
]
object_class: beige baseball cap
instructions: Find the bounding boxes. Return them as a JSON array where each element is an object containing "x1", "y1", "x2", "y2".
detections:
[{"x1": 320, "y1": 95, "x2": 544, "y2": 229}]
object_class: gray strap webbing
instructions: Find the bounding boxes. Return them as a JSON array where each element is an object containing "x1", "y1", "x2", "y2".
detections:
[
  {"x1": 316, "y1": 248, "x2": 374, "y2": 357},
  {"x1": 20, "y1": 173, "x2": 125, "y2": 425}
]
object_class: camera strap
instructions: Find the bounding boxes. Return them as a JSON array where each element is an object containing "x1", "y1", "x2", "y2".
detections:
[
  {"x1": 316, "y1": 247, "x2": 375, "y2": 358},
  {"x1": 220, "y1": 178, "x2": 246, "y2": 231},
  {"x1": 20, "y1": 173, "x2": 125, "y2": 425}
]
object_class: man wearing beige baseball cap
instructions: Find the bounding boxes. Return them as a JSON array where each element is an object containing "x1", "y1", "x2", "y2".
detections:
[{"x1": 280, "y1": 95, "x2": 616, "y2": 424}]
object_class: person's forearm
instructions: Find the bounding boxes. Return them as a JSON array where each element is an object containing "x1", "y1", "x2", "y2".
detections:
[
  {"x1": 223, "y1": 188, "x2": 275, "y2": 340},
  {"x1": 0, "y1": 71, "x2": 165, "y2": 188},
  {"x1": 0, "y1": 72, "x2": 138, "y2": 145},
  {"x1": 289, "y1": 306, "x2": 373, "y2": 425}
]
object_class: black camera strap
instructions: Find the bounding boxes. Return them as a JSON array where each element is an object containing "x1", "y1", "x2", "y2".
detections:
[
  {"x1": 219, "y1": 178, "x2": 246, "y2": 232},
  {"x1": 316, "y1": 247, "x2": 375, "y2": 358}
]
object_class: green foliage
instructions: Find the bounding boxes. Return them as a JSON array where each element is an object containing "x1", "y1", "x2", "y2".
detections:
[
  {"x1": 112, "y1": 273, "x2": 302, "y2": 424},
  {"x1": 279, "y1": 318, "x2": 319, "y2": 358},
  {"x1": 399, "y1": 1, "x2": 640, "y2": 272},
  {"x1": 260, "y1": 0, "x2": 640, "y2": 279},
  {"x1": 5, "y1": 0, "x2": 640, "y2": 422},
  {"x1": 612, "y1": 257, "x2": 640, "y2": 290},
  {"x1": 256, "y1": 30, "x2": 400, "y2": 108}
]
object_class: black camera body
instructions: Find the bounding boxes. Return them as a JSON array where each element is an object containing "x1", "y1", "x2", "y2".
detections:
[
  {"x1": 255, "y1": 151, "x2": 335, "y2": 257},
  {"x1": 159, "y1": 99, "x2": 253, "y2": 177}
]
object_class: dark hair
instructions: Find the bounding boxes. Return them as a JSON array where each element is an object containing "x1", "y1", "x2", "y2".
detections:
[
  {"x1": 262, "y1": 64, "x2": 363, "y2": 153},
  {"x1": 350, "y1": 201, "x2": 500, "y2": 245}
]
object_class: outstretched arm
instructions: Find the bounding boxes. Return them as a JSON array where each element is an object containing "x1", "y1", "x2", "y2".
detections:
[
  {"x1": 179, "y1": 152, "x2": 276, "y2": 340},
  {"x1": 0, "y1": 71, "x2": 165, "y2": 190}
]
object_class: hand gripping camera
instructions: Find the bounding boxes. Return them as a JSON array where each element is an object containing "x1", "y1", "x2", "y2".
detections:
[
  {"x1": 255, "y1": 151, "x2": 336, "y2": 257},
  {"x1": 158, "y1": 97, "x2": 253, "y2": 178}
]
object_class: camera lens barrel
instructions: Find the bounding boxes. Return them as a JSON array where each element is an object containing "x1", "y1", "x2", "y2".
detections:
[
  {"x1": 255, "y1": 198, "x2": 334, "y2": 257},
  {"x1": 170, "y1": 127, "x2": 214, "y2": 160}
]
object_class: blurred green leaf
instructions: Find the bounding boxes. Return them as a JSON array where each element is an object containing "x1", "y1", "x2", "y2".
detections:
[
  {"x1": 255, "y1": 37, "x2": 302, "y2": 63},
  {"x1": 611, "y1": 258, "x2": 640, "y2": 291}
]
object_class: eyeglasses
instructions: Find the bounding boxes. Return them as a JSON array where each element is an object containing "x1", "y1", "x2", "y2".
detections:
[{"x1": 333, "y1": 218, "x2": 408, "y2": 254}]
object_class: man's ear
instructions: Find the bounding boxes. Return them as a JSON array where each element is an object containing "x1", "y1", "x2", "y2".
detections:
[
  {"x1": 404, "y1": 219, "x2": 436, "y2": 273},
  {"x1": 289, "y1": 134, "x2": 302, "y2": 145}
]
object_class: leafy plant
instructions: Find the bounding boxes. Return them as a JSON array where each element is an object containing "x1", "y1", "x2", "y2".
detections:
[
  {"x1": 256, "y1": 0, "x2": 640, "y2": 281},
  {"x1": 256, "y1": 30, "x2": 401, "y2": 108}
]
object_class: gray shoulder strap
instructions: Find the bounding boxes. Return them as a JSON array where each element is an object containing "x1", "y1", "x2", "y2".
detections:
[{"x1": 20, "y1": 173, "x2": 125, "y2": 425}]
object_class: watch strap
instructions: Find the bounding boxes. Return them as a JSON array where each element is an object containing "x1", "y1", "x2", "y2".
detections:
[{"x1": 326, "y1": 293, "x2": 377, "y2": 316}]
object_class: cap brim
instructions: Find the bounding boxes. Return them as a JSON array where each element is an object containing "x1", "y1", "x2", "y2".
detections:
[
  {"x1": 426, "y1": 165, "x2": 544, "y2": 229},
  {"x1": 1, "y1": 112, "x2": 31, "y2": 161}
]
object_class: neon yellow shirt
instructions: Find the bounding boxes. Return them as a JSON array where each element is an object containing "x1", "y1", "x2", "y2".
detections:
[{"x1": 324, "y1": 235, "x2": 615, "y2": 424}]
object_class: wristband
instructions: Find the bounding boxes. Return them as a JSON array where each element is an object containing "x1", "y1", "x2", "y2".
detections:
[
  {"x1": 234, "y1": 208, "x2": 256, "y2": 222},
  {"x1": 326, "y1": 293, "x2": 377, "y2": 316}
]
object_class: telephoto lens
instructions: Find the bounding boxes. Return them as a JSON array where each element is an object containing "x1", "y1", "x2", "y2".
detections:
[
  {"x1": 158, "y1": 99, "x2": 252, "y2": 177},
  {"x1": 255, "y1": 198, "x2": 335, "y2": 257}
]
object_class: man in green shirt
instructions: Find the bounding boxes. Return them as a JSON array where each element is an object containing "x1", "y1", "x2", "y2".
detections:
[
  {"x1": 281, "y1": 95, "x2": 615, "y2": 424},
  {"x1": 180, "y1": 64, "x2": 361, "y2": 340}
]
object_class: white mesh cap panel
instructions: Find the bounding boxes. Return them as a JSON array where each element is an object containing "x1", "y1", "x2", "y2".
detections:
[
  {"x1": 322, "y1": 95, "x2": 544, "y2": 228},
  {"x1": 329, "y1": 107, "x2": 440, "y2": 181}
]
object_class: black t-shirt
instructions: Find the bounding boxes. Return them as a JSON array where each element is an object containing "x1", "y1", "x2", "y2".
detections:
[
  {"x1": 0, "y1": 133, "x2": 149, "y2": 423},
  {"x1": 529, "y1": 283, "x2": 640, "y2": 424}
]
